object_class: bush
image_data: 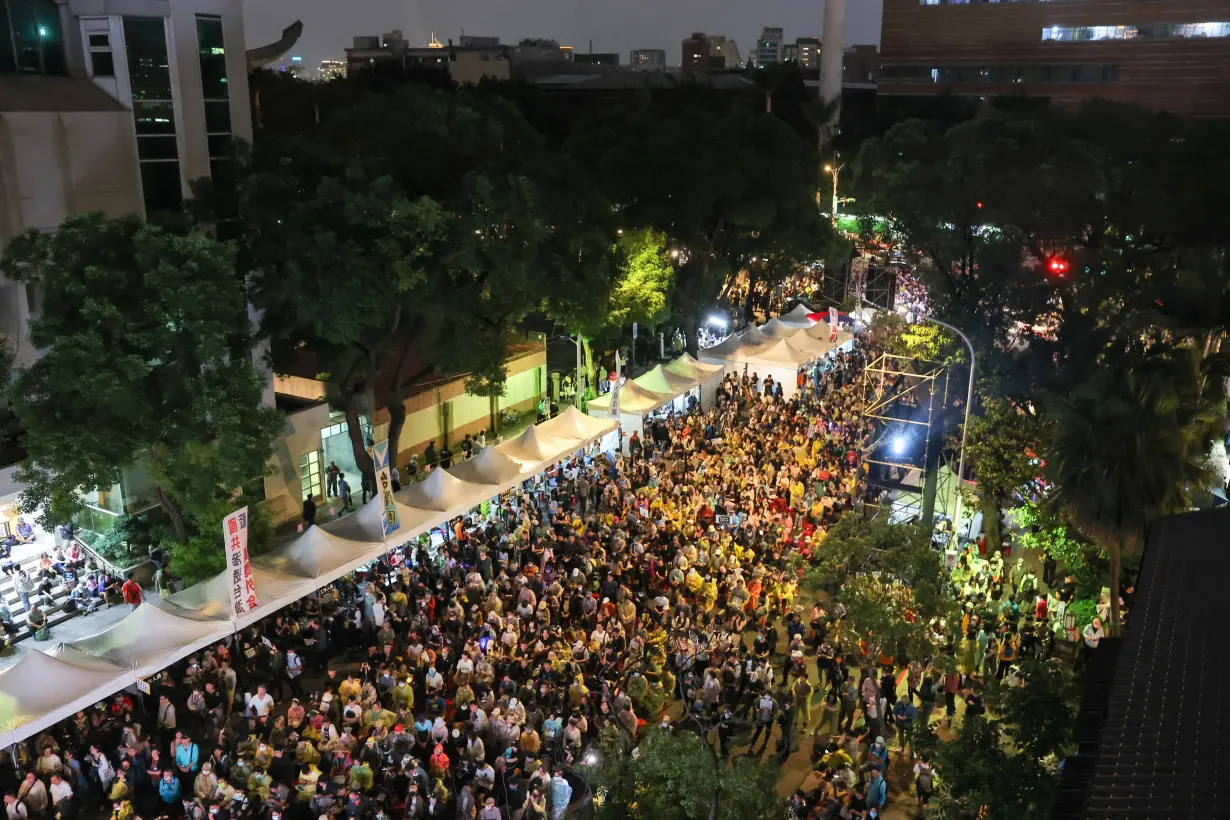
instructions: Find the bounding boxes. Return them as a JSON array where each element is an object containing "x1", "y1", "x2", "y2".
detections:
[
  {"x1": 83, "y1": 514, "x2": 157, "y2": 569},
  {"x1": 1067, "y1": 598, "x2": 1098, "y2": 629}
]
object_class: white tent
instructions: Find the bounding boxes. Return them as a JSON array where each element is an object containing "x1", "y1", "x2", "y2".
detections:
[
  {"x1": 758, "y1": 318, "x2": 798, "y2": 339},
  {"x1": 634, "y1": 365, "x2": 700, "y2": 413},
  {"x1": 741, "y1": 338, "x2": 818, "y2": 398},
  {"x1": 168, "y1": 562, "x2": 316, "y2": 626},
  {"x1": 586, "y1": 380, "x2": 675, "y2": 454},
  {"x1": 397, "y1": 467, "x2": 491, "y2": 515},
  {"x1": 0, "y1": 648, "x2": 134, "y2": 747},
  {"x1": 778, "y1": 304, "x2": 818, "y2": 327},
  {"x1": 447, "y1": 444, "x2": 531, "y2": 487},
  {"x1": 801, "y1": 320, "x2": 857, "y2": 356},
  {"x1": 537, "y1": 405, "x2": 618, "y2": 443},
  {"x1": 665, "y1": 354, "x2": 725, "y2": 410},
  {"x1": 65, "y1": 603, "x2": 232, "y2": 678},
  {"x1": 259, "y1": 524, "x2": 384, "y2": 583},
  {"x1": 498, "y1": 425, "x2": 579, "y2": 467},
  {"x1": 699, "y1": 326, "x2": 771, "y2": 365}
]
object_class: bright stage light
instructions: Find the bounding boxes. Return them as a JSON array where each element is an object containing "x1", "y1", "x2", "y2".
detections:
[{"x1": 892, "y1": 436, "x2": 908, "y2": 456}]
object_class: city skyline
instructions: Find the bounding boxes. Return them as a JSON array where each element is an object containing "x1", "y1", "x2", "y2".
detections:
[{"x1": 243, "y1": 0, "x2": 883, "y2": 74}]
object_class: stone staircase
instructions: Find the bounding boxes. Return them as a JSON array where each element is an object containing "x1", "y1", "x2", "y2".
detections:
[{"x1": 1, "y1": 546, "x2": 103, "y2": 646}]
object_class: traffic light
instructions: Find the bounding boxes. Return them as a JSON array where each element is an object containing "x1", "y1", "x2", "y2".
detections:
[{"x1": 1047, "y1": 257, "x2": 1068, "y2": 275}]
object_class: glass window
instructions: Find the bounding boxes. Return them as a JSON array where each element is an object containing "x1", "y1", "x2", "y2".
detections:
[
  {"x1": 139, "y1": 161, "x2": 183, "y2": 213},
  {"x1": 299, "y1": 451, "x2": 323, "y2": 501},
  {"x1": 3, "y1": 0, "x2": 65, "y2": 74},
  {"x1": 91, "y1": 50, "x2": 114, "y2": 76},
  {"x1": 87, "y1": 32, "x2": 109, "y2": 48},
  {"x1": 123, "y1": 17, "x2": 173, "y2": 100},
  {"x1": 204, "y1": 100, "x2": 231, "y2": 133},
  {"x1": 196, "y1": 16, "x2": 228, "y2": 99},
  {"x1": 207, "y1": 133, "x2": 232, "y2": 158},
  {"x1": 133, "y1": 101, "x2": 176, "y2": 134},
  {"x1": 137, "y1": 136, "x2": 178, "y2": 161}
]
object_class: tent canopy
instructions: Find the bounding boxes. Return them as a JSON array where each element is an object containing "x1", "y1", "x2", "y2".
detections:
[
  {"x1": 744, "y1": 338, "x2": 816, "y2": 367},
  {"x1": 398, "y1": 467, "x2": 488, "y2": 513},
  {"x1": 758, "y1": 318, "x2": 798, "y2": 338},
  {"x1": 260, "y1": 525, "x2": 382, "y2": 581},
  {"x1": 634, "y1": 365, "x2": 699, "y2": 398},
  {"x1": 498, "y1": 425, "x2": 578, "y2": 465},
  {"x1": 447, "y1": 444, "x2": 529, "y2": 487},
  {"x1": 665, "y1": 354, "x2": 724, "y2": 379},
  {"x1": 66, "y1": 603, "x2": 231, "y2": 677},
  {"x1": 168, "y1": 562, "x2": 314, "y2": 623},
  {"x1": 586, "y1": 380, "x2": 674, "y2": 414},
  {"x1": 537, "y1": 405, "x2": 618, "y2": 442},
  {"x1": 778, "y1": 304, "x2": 817, "y2": 326},
  {"x1": 701, "y1": 326, "x2": 770, "y2": 360},
  {"x1": 0, "y1": 648, "x2": 133, "y2": 746}
]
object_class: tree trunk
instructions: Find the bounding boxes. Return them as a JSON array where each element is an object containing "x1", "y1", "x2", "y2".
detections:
[
  {"x1": 154, "y1": 486, "x2": 188, "y2": 544},
  {"x1": 981, "y1": 494, "x2": 1002, "y2": 552},
  {"x1": 581, "y1": 338, "x2": 597, "y2": 396},
  {"x1": 344, "y1": 401, "x2": 375, "y2": 487},
  {"x1": 683, "y1": 313, "x2": 699, "y2": 359},
  {"x1": 1108, "y1": 539, "x2": 1122, "y2": 637},
  {"x1": 386, "y1": 400, "x2": 407, "y2": 471}
]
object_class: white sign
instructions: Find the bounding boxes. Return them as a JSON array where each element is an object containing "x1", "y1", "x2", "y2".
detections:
[
  {"x1": 828, "y1": 307, "x2": 839, "y2": 343},
  {"x1": 632, "y1": 322, "x2": 638, "y2": 340},
  {"x1": 224, "y1": 507, "x2": 258, "y2": 618},
  {"x1": 373, "y1": 440, "x2": 400, "y2": 539}
]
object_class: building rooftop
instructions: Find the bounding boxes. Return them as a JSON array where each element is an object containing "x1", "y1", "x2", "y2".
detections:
[
  {"x1": 0, "y1": 76, "x2": 127, "y2": 112},
  {"x1": 1060, "y1": 506, "x2": 1230, "y2": 818}
]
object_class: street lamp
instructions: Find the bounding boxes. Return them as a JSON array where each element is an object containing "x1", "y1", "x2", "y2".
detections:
[{"x1": 824, "y1": 157, "x2": 844, "y2": 227}]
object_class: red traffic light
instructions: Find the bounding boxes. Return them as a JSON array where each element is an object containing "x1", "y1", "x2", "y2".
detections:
[{"x1": 1047, "y1": 257, "x2": 1068, "y2": 274}]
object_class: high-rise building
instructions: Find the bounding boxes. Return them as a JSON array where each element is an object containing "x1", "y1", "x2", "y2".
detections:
[
  {"x1": 879, "y1": 0, "x2": 1230, "y2": 116},
  {"x1": 630, "y1": 48, "x2": 666, "y2": 71},
  {"x1": 754, "y1": 26, "x2": 784, "y2": 67},
  {"x1": 707, "y1": 35, "x2": 741, "y2": 68},
  {"x1": 796, "y1": 37, "x2": 821, "y2": 69},
  {"x1": 842, "y1": 44, "x2": 879, "y2": 85},
  {"x1": 782, "y1": 43, "x2": 800, "y2": 63},
  {"x1": 682, "y1": 32, "x2": 708, "y2": 75},
  {"x1": 318, "y1": 59, "x2": 346, "y2": 81}
]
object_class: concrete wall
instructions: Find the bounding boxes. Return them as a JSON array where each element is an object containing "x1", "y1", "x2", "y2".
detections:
[{"x1": 262, "y1": 349, "x2": 547, "y2": 523}]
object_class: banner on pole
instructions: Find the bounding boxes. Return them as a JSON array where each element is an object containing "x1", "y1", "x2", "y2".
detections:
[
  {"x1": 373, "y1": 439, "x2": 401, "y2": 539},
  {"x1": 828, "y1": 307, "x2": 839, "y2": 343},
  {"x1": 224, "y1": 506, "x2": 258, "y2": 618}
]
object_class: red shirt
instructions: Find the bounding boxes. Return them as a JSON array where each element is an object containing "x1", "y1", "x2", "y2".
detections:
[{"x1": 122, "y1": 579, "x2": 143, "y2": 606}]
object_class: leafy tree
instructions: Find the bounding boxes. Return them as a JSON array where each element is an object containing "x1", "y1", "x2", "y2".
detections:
[
  {"x1": 806, "y1": 514, "x2": 956, "y2": 662},
  {"x1": 964, "y1": 397, "x2": 1048, "y2": 550},
  {"x1": 236, "y1": 86, "x2": 619, "y2": 481},
  {"x1": 570, "y1": 100, "x2": 839, "y2": 354},
  {"x1": 1045, "y1": 348, "x2": 1223, "y2": 633},
  {"x1": 585, "y1": 728, "x2": 787, "y2": 820},
  {"x1": 1, "y1": 214, "x2": 282, "y2": 576}
]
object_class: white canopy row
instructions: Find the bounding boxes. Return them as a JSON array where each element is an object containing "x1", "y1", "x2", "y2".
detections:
[
  {"x1": 585, "y1": 354, "x2": 725, "y2": 453},
  {"x1": 0, "y1": 408, "x2": 618, "y2": 748},
  {"x1": 698, "y1": 305, "x2": 855, "y2": 398}
]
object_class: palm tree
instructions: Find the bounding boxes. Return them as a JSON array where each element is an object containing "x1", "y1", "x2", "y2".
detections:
[{"x1": 1044, "y1": 347, "x2": 1224, "y2": 635}]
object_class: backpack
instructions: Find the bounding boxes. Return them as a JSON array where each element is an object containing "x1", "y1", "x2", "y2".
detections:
[{"x1": 917, "y1": 767, "x2": 934, "y2": 794}]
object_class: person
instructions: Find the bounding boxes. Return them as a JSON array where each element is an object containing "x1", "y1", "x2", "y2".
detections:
[
  {"x1": 153, "y1": 564, "x2": 173, "y2": 600},
  {"x1": 302, "y1": 496, "x2": 317, "y2": 527},
  {"x1": 47, "y1": 775, "x2": 72, "y2": 820},
  {"x1": 17, "y1": 775, "x2": 47, "y2": 818},
  {"x1": 1080, "y1": 617, "x2": 1104, "y2": 669},
  {"x1": 914, "y1": 757, "x2": 935, "y2": 810},
  {"x1": 865, "y1": 768, "x2": 887, "y2": 813},
  {"x1": 157, "y1": 770, "x2": 180, "y2": 808},
  {"x1": 14, "y1": 570, "x2": 34, "y2": 614},
  {"x1": 549, "y1": 771, "x2": 572, "y2": 820},
  {"x1": 4, "y1": 792, "x2": 29, "y2": 820},
  {"x1": 121, "y1": 574, "x2": 142, "y2": 610},
  {"x1": 26, "y1": 604, "x2": 48, "y2": 641},
  {"x1": 389, "y1": 465, "x2": 401, "y2": 493},
  {"x1": 337, "y1": 473, "x2": 353, "y2": 512},
  {"x1": 325, "y1": 462, "x2": 340, "y2": 497},
  {"x1": 14, "y1": 517, "x2": 35, "y2": 544}
]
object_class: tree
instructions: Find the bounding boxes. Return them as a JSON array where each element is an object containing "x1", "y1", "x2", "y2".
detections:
[
  {"x1": 1045, "y1": 347, "x2": 1223, "y2": 634},
  {"x1": 1, "y1": 214, "x2": 282, "y2": 576},
  {"x1": 963, "y1": 397, "x2": 1048, "y2": 550},
  {"x1": 237, "y1": 86, "x2": 619, "y2": 482},
  {"x1": 806, "y1": 514, "x2": 956, "y2": 663},
  {"x1": 570, "y1": 100, "x2": 839, "y2": 355},
  {"x1": 584, "y1": 728, "x2": 787, "y2": 820}
]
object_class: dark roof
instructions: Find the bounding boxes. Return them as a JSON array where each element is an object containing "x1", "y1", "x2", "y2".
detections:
[
  {"x1": 0, "y1": 76, "x2": 127, "y2": 112},
  {"x1": 1070, "y1": 506, "x2": 1230, "y2": 818}
]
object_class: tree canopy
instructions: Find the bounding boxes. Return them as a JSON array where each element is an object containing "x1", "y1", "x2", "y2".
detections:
[{"x1": 0, "y1": 214, "x2": 282, "y2": 579}]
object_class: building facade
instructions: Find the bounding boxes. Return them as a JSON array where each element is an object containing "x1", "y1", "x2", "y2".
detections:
[
  {"x1": 797, "y1": 36, "x2": 821, "y2": 69},
  {"x1": 629, "y1": 48, "x2": 665, "y2": 71},
  {"x1": 681, "y1": 32, "x2": 707, "y2": 75},
  {"x1": 317, "y1": 59, "x2": 345, "y2": 81},
  {"x1": 755, "y1": 26, "x2": 784, "y2": 67},
  {"x1": 879, "y1": 0, "x2": 1230, "y2": 116}
]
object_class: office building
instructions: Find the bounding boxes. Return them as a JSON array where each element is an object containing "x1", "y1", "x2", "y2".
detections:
[
  {"x1": 318, "y1": 59, "x2": 345, "y2": 81},
  {"x1": 843, "y1": 44, "x2": 879, "y2": 85},
  {"x1": 708, "y1": 35, "x2": 741, "y2": 68},
  {"x1": 754, "y1": 26, "x2": 784, "y2": 67},
  {"x1": 797, "y1": 37, "x2": 821, "y2": 70},
  {"x1": 630, "y1": 49, "x2": 666, "y2": 71},
  {"x1": 782, "y1": 43, "x2": 799, "y2": 63},
  {"x1": 879, "y1": 0, "x2": 1230, "y2": 116},
  {"x1": 682, "y1": 32, "x2": 708, "y2": 75}
]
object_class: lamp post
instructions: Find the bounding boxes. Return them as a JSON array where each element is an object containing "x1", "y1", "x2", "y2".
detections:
[{"x1": 824, "y1": 158, "x2": 844, "y2": 227}]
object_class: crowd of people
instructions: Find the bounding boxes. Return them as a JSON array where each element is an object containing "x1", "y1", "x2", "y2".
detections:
[{"x1": 2, "y1": 334, "x2": 990, "y2": 820}]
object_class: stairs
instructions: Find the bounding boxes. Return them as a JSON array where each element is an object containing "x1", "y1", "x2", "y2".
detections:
[{"x1": 0, "y1": 546, "x2": 98, "y2": 647}]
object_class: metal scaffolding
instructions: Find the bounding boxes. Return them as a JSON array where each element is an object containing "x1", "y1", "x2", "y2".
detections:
[{"x1": 860, "y1": 353, "x2": 955, "y2": 527}]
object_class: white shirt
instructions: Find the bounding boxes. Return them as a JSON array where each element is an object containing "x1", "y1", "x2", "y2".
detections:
[
  {"x1": 49, "y1": 781, "x2": 73, "y2": 805},
  {"x1": 245, "y1": 692, "x2": 275, "y2": 717}
]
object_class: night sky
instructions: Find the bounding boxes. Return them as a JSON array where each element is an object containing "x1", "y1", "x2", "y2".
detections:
[{"x1": 243, "y1": 0, "x2": 884, "y2": 73}]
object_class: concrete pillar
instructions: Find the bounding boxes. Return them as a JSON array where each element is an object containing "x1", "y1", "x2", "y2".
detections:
[{"x1": 820, "y1": 0, "x2": 846, "y2": 143}]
